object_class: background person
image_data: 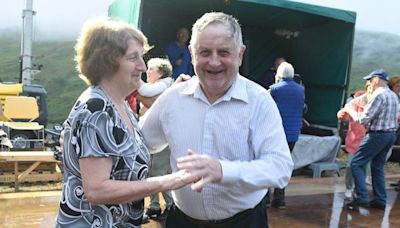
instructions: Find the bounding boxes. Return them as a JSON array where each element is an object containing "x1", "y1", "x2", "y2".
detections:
[
  {"x1": 165, "y1": 27, "x2": 193, "y2": 79},
  {"x1": 387, "y1": 76, "x2": 400, "y2": 190},
  {"x1": 140, "y1": 12, "x2": 293, "y2": 228},
  {"x1": 138, "y1": 57, "x2": 174, "y2": 221},
  {"x1": 267, "y1": 61, "x2": 305, "y2": 208},
  {"x1": 55, "y1": 18, "x2": 195, "y2": 227},
  {"x1": 258, "y1": 57, "x2": 286, "y2": 89},
  {"x1": 344, "y1": 69, "x2": 398, "y2": 210},
  {"x1": 337, "y1": 88, "x2": 369, "y2": 198}
]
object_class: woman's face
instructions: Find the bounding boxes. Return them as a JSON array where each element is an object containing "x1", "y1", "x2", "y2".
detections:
[
  {"x1": 146, "y1": 66, "x2": 162, "y2": 84},
  {"x1": 392, "y1": 82, "x2": 400, "y2": 94},
  {"x1": 113, "y1": 39, "x2": 146, "y2": 93}
]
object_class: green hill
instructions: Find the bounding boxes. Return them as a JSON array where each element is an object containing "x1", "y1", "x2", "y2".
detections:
[
  {"x1": 0, "y1": 34, "x2": 86, "y2": 124},
  {"x1": 349, "y1": 30, "x2": 400, "y2": 92},
  {"x1": 1, "y1": 30, "x2": 400, "y2": 125}
]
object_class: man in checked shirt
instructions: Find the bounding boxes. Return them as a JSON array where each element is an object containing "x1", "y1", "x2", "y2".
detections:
[{"x1": 343, "y1": 69, "x2": 399, "y2": 210}]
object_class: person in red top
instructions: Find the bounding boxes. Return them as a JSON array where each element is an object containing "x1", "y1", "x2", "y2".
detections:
[{"x1": 337, "y1": 87, "x2": 371, "y2": 198}]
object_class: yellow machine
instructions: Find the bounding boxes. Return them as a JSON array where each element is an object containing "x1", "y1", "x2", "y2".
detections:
[
  {"x1": 0, "y1": 83, "x2": 23, "y2": 121},
  {"x1": 0, "y1": 83, "x2": 46, "y2": 149}
]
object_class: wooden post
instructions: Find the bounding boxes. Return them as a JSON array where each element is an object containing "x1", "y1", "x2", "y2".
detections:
[{"x1": 14, "y1": 161, "x2": 19, "y2": 192}]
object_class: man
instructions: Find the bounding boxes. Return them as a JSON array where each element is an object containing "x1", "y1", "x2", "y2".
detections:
[
  {"x1": 140, "y1": 12, "x2": 293, "y2": 227},
  {"x1": 258, "y1": 57, "x2": 286, "y2": 89},
  {"x1": 344, "y1": 69, "x2": 399, "y2": 210},
  {"x1": 267, "y1": 62, "x2": 305, "y2": 208},
  {"x1": 165, "y1": 27, "x2": 194, "y2": 79}
]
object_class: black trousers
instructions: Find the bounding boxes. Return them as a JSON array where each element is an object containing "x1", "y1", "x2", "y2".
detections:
[{"x1": 165, "y1": 198, "x2": 268, "y2": 228}]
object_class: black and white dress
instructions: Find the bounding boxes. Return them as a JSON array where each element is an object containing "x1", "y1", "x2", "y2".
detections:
[{"x1": 56, "y1": 86, "x2": 149, "y2": 227}]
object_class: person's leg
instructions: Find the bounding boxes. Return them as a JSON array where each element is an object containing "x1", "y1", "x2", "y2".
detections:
[
  {"x1": 147, "y1": 150, "x2": 171, "y2": 216},
  {"x1": 370, "y1": 132, "x2": 396, "y2": 206},
  {"x1": 162, "y1": 190, "x2": 174, "y2": 209},
  {"x1": 272, "y1": 141, "x2": 295, "y2": 208},
  {"x1": 345, "y1": 153, "x2": 355, "y2": 190},
  {"x1": 350, "y1": 134, "x2": 379, "y2": 203},
  {"x1": 146, "y1": 155, "x2": 161, "y2": 217},
  {"x1": 272, "y1": 188, "x2": 285, "y2": 208}
]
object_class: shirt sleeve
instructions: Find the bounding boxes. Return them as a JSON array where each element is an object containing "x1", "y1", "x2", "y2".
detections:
[
  {"x1": 139, "y1": 94, "x2": 169, "y2": 153},
  {"x1": 219, "y1": 94, "x2": 294, "y2": 190},
  {"x1": 353, "y1": 93, "x2": 382, "y2": 126}
]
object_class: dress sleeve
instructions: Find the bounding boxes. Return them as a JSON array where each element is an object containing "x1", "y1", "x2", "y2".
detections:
[{"x1": 68, "y1": 98, "x2": 133, "y2": 159}]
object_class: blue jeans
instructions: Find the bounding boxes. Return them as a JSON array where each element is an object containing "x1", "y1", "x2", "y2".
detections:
[{"x1": 351, "y1": 132, "x2": 396, "y2": 204}]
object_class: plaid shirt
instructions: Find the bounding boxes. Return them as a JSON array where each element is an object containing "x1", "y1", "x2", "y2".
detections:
[{"x1": 355, "y1": 87, "x2": 399, "y2": 131}]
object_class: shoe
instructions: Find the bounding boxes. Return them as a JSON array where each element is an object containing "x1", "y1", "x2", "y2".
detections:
[
  {"x1": 157, "y1": 207, "x2": 170, "y2": 221},
  {"x1": 145, "y1": 207, "x2": 161, "y2": 218},
  {"x1": 346, "y1": 199, "x2": 369, "y2": 210},
  {"x1": 344, "y1": 189, "x2": 353, "y2": 199},
  {"x1": 142, "y1": 214, "x2": 150, "y2": 224},
  {"x1": 368, "y1": 200, "x2": 385, "y2": 210},
  {"x1": 272, "y1": 200, "x2": 286, "y2": 209}
]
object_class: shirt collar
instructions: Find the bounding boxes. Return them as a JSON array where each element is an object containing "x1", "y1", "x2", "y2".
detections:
[{"x1": 181, "y1": 74, "x2": 249, "y2": 104}]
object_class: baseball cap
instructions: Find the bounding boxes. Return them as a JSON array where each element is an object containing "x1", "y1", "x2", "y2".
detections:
[{"x1": 363, "y1": 69, "x2": 388, "y2": 81}]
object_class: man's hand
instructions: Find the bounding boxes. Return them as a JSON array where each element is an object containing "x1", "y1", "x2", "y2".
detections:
[
  {"x1": 176, "y1": 149, "x2": 222, "y2": 192},
  {"x1": 174, "y1": 74, "x2": 192, "y2": 84},
  {"x1": 337, "y1": 109, "x2": 348, "y2": 121}
]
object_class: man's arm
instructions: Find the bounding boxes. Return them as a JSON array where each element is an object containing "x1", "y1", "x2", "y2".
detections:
[{"x1": 344, "y1": 93, "x2": 382, "y2": 126}]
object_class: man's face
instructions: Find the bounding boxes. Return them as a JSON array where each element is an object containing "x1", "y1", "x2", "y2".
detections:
[
  {"x1": 190, "y1": 23, "x2": 245, "y2": 102},
  {"x1": 177, "y1": 28, "x2": 189, "y2": 44},
  {"x1": 368, "y1": 76, "x2": 380, "y2": 92}
]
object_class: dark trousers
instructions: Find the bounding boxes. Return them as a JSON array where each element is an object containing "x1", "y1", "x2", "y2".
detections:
[
  {"x1": 165, "y1": 198, "x2": 268, "y2": 228},
  {"x1": 270, "y1": 141, "x2": 296, "y2": 203}
]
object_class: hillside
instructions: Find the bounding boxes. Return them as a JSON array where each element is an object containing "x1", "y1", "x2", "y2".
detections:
[
  {"x1": 1, "y1": 30, "x2": 400, "y2": 124},
  {"x1": 349, "y1": 30, "x2": 400, "y2": 92},
  {"x1": 0, "y1": 34, "x2": 86, "y2": 124}
]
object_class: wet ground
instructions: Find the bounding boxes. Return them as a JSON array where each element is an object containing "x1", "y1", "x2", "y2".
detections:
[{"x1": 1, "y1": 174, "x2": 399, "y2": 228}]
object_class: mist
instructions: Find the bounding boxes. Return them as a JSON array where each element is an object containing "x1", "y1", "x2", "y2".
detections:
[
  {"x1": 0, "y1": 0, "x2": 113, "y2": 41},
  {"x1": 1, "y1": 0, "x2": 400, "y2": 40}
]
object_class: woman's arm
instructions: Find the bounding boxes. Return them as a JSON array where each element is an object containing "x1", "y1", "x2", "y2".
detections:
[
  {"x1": 138, "y1": 78, "x2": 173, "y2": 97},
  {"x1": 80, "y1": 157, "x2": 194, "y2": 205},
  {"x1": 136, "y1": 94, "x2": 159, "y2": 109}
]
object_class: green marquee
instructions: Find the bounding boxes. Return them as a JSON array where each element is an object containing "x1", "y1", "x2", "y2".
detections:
[{"x1": 109, "y1": 0, "x2": 356, "y2": 127}]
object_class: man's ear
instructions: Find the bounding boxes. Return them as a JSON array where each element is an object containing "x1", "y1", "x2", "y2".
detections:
[
  {"x1": 238, "y1": 45, "x2": 246, "y2": 66},
  {"x1": 189, "y1": 45, "x2": 194, "y2": 64}
]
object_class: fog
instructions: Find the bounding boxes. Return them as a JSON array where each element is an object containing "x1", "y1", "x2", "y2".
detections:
[
  {"x1": 0, "y1": 0, "x2": 113, "y2": 40},
  {"x1": 0, "y1": 0, "x2": 399, "y2": 40}
]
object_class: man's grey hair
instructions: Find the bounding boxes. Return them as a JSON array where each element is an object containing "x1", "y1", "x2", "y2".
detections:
[
  {"x1": 190, "y1": 12, "x2": 243, "y2": 51},
  {"x1": 276, "y1": 62, "x2": 295, "y2": 79}
]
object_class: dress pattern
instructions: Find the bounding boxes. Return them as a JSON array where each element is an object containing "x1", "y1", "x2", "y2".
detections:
[{"x1": 56, "y1": 86, "x2": 149, "y2": 227}]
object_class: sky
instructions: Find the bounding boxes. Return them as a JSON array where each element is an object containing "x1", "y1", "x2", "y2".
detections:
[{"x1": 0, "y1": 0, "x2": 399, "y2": 40}]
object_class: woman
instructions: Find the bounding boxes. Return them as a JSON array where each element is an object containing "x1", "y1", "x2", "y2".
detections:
[
  {"x1": 136, "y1": 58, "x2": 174, "y2": 220},
  {"x1": 137, "y1": 58, "x2": 174, "y2": 116},
  {"x1": 388, "y1": 76, "x2": 400, "y2": 190},
  {"x1": 337, "y1": 89, "x2": 368, "y2": 198},
  {"x1": 56, "y1": 18, "x2": 194, "y2": 227}
]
